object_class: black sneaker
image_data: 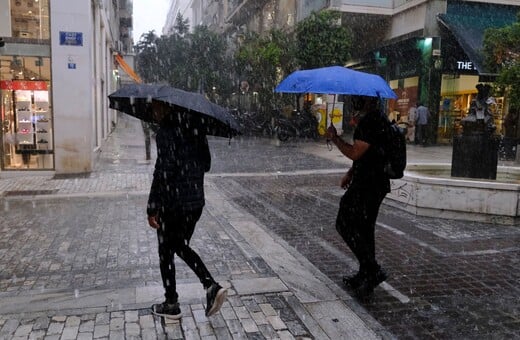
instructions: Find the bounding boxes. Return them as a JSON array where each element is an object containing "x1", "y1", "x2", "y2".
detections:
[
  {"x1": 342, "y1": 272, "x2": 364, "y2": 289},
  {"x1": 205, "y1": 283, "x2": 228, "y2": 317},
  {"x1": 354, "y1": 268, "x2": 388, "y2": 298},
  {"x1": 151, "y1": 302, "x2": 182, "y2": 319}
]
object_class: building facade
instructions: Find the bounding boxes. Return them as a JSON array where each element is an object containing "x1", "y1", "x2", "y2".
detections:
[
  {"x1": 0, "y1": 0, "x2": 132, "y2": 176},
  {"x1": 191, "y1": 0, "x2": 519, "y2": 144}
]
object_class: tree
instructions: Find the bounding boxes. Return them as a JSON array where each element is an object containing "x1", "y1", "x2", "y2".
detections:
[
  {"x1": 174, "y1": 13, "x2": 190, "y2": 36},
  {"x1": 134, "y1": 15, "x2": 233, "y2": 105},
  {"x1": 295, "y1": 10, "x2": 353, "y2": 69},
  {"x1": 235, "y1": 29, "x2": 297, "y2": 112},
  {"x1": 188, "y1": 25, "x2": 233, "y2": 100},
  {"x1": 135, "y1": 31, "x2": 160, "y2": 83},
  {"x1": 484, "y1": 13, "x2": 520, "y2": 110}
]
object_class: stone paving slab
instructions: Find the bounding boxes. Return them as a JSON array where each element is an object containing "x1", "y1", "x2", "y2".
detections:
[
  {"x1": 1, "y1": 113, "x2": 519, "y2": 339},
  {"x1": 212, "y1": 174, "x2": 520, "y2": 339},
  {"x1": 0, "y1": 184, "x2": 384, "y2": 339}
]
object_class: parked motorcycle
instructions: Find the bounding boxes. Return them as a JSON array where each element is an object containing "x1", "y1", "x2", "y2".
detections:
[
  {"x1": 274, "y1": 109, "x2": 319, "y2": 142},
  {"x1": 230, "y1": 109, "x2": 274, "y2": 136}
]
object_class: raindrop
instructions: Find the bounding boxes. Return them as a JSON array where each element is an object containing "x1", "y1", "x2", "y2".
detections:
[
  {"x1": 32, "y1": 201, "x2": 36, "y2": 208},
  {"x1": 74, "y1": 289, "x2": 79, "y2": 298}
]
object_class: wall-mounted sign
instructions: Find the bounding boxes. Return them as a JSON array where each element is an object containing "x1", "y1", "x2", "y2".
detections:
[
  {"x1": 456, "y1": 61, "x2": 477, "y2": 71},
  {"x1": 59, "y1": 31, "x2": 83, "y2": 46},
  {"x1": 67, "y1": 56, "x2": 77, "y2": 70}
]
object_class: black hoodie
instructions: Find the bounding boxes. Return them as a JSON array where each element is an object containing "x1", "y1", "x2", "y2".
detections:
[{"x1": 146, "y1": 119, "x2": 211, "y2": 216}]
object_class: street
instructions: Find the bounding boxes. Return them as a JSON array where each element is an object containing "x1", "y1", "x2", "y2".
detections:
[{"x1": 0, "y1": 114, "x2": 519, "y2": 339}]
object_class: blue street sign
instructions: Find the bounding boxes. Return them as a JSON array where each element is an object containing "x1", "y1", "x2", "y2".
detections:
[{"x1": 59, "y1": 31, "x2": 83, "y2": 46}]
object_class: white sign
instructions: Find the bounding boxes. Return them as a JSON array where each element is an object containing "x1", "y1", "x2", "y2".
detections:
[{"x1": 456, "y1": 61, "x2": 477, "y2": 71}]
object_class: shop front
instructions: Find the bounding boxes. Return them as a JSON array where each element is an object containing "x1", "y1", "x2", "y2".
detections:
[
  {"x1": 436, "y1": 1, "x2": 519, "y2": 144},
  {"x1": 0, "y1": 0, "x2": 53, "y2": 171}
]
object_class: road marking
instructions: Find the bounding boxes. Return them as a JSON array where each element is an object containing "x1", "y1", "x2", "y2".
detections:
[
  {"x1": 316, "y1": 239, "x2": 411, "y2": 304},
  {"x1": 377, "y1": 222, "x2": 519, "y2": 256}
]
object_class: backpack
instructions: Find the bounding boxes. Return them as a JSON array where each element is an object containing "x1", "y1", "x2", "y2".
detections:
[{"x1": 381, "y1": 116, "x2": 407, "y2": 179}]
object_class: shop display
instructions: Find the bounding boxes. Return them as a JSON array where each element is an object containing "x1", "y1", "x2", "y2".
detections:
[
  {"x1": 1, "y1": 80, "x2": 53, "y2": 169},
  {"x1": 14, "y1": 89, "x2": 52, "y2": 153}
]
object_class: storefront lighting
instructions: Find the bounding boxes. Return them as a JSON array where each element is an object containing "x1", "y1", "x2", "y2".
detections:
[{"x1": 424, "y1": 38, "x2": 432, "y2": 46}]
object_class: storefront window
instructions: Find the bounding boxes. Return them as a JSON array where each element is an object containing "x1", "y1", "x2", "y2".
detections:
[{"x1": 0, "y1": 0, "x2": 53, "y2": 170}]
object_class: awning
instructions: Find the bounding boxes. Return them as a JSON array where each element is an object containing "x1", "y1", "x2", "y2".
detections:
[
  {"x1": 114, "y1": 53, "x2": 142, "y2": 84},
  {"x1": 437, "y1": 2, "x2": 518, "y2": 75}
]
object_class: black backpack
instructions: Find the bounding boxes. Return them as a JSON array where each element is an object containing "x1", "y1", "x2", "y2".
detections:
[{"x1": 381, "y1": 115, "x2": 407, "y2": 179}]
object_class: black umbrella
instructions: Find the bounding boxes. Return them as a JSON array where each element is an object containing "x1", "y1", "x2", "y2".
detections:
[{"x1": 108, "y1": 84, "x2": 241, "y2": 138}]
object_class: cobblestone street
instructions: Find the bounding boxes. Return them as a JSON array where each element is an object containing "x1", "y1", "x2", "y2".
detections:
[
  {"x1": 0, "y1": 114, "x2": 519, "y2": 339},
  {"x1": 213, "y1": 174, "x2": 520, "y2": 339}
]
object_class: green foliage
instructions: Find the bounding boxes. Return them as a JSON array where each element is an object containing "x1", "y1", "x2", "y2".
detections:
[
  {"x1": 133, "y1": 10, "x2": 355, "y2": 111},
  {"x1": 134, "y1": 15, "x2": 233, "y2": 105},
  {"x1": 484, "y1": 13, "x2": 520, "y2": 109},
  {"x1": 134, "y1": 31, "x2": 159, "y2": 83},
  {"x1": 295, "y1": 10, "x2": 352, "y2": 69},
  {"x1": 235, "y1": 29, "x2": 297, "y2": 111},
  {"x1": 174, "y1": 13, "x2": 190, "y2": 36}
]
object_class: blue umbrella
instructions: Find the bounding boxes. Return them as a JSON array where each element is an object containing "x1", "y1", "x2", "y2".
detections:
[{"x1": 275, "y1": 65, "x2": 397, "y2": 99}]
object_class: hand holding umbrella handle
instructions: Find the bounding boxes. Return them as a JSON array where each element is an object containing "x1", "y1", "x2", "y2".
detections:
[{"x1": 326, "y1": 123, "x2": 337, "y2": 151}]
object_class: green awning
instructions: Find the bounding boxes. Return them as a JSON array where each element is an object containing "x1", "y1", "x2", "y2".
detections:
[{"x1": 437, "y1": 2, "x2": 518, "y2": 75}]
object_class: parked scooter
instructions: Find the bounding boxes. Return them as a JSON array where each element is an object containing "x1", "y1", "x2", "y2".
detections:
[{"x1": 274, "y1": 109, "x2": 319, "y2": 142}]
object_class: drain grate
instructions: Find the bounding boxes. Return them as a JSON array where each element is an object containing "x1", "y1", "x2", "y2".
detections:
[{"x1": 4, "y1": 189, "x2": 59, "y2": 196}]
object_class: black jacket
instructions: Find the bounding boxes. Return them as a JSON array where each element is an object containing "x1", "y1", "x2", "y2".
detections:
[
  {"x1": 147, "y1": 124, "x2": 211, "y2": 216},
  {"x1": 351, "y1": 110, "x2": 390, "y2": 193}
]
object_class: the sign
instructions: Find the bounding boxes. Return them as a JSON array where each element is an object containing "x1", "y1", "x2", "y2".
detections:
[
  {"x1": 456, "y1": 61, "x2": 477, "y2": 71},
  {"x1": 59, "y1": 31, "x2": 83, "y2": 46}
]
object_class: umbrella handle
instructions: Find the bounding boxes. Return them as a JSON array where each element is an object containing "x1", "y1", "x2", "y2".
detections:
[{"x1": 326, "y1": 122, "x2": 334, "y2": 151}]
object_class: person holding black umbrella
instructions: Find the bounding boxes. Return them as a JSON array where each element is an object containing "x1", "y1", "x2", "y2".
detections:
[
  {"x1": 146, "y1": 101, "x2": 227, "y2": 319},
  {"x1": 326, "y1": 95, "x2": 389, "y2": 298}
]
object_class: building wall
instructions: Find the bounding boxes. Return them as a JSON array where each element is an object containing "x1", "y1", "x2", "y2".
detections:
[
  {"x1": 0, "y1": 0, "x2": 124, "y2": 176},
  {"x1": 50, "y1": 0, "x2": 95, "y2": 174}
]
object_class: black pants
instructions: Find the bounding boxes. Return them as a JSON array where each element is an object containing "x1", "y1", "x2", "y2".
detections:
[
  {"x1": 157, "y1": 207, "x2": 214, "y2": 303},
  {"x1": 335, "y1": 184, "x2": 387, "y2": 276}
]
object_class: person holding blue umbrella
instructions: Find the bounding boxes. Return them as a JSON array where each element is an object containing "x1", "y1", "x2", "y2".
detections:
[{"x1": 326, "y1": 95, "x2": 390, "y2": 298}]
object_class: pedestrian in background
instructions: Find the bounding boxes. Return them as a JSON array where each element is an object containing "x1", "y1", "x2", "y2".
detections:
[
  {"x1": 326, "y1": 95, "x2": 389, "y2": 298},
  {"x1": 407, "y1": 103, "x2": 417, "y2": 143},
  {"x1": 415, "y1": 103, "x2": 430, "y2": 146},
  {"x1": 147, "y1": 101, "x2": 227, "y2": 319},
  {"x1": 141, "y1": 121, "x2": 152, "y2": 160}
]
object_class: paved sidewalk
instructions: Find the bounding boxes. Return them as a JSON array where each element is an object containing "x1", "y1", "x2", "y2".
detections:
[
  {"x1": 0, "y1": 114, "x2": 518, "y2": 339},
  {"x1": 0, "y1": 115, "x2": 389, "y2": 340}
]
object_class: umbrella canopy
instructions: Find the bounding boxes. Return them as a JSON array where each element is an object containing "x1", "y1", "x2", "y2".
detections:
[
  {"x1": 275, "y1": 66, "x2": 397, "y2": 99},
  {"x1": 108, "y1": 84, "x2": 241, "y2": 138}
]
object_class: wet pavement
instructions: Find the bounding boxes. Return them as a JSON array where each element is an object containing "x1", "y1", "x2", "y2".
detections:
[{"x1": 0, "y1": 114, "x2": 519, "y2": 339}]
